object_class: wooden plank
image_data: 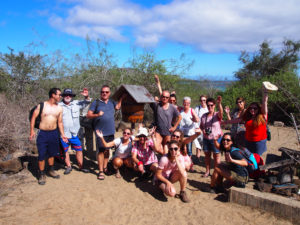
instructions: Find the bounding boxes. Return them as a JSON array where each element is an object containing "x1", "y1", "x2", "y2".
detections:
[{"x1": 259, "y1": 159, "x2": 295, "y2": 170}]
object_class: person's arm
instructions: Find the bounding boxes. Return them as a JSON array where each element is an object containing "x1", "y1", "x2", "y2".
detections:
[
  {"x1": 182, "y1": 128, "x2": 202, "y2": 145},
  {"x1": 225, "y1": 106, "x2": 231, "y2": 120},
  {"x1": 115, "y1": 94, "x2": 127, "y2": 110},
  {"x1": 78, "y1": 88, "x2": 91, "y2": 109},
  {"x1": 217, "y1": 95, "x2": 223, "y2": 120},
  {"x1": 170, "y1": 114, "x2": 182, "y2": 133},
  {"x1": 213, "y1": 134, "x2": 221, "y2": 150},
  {"x1": 29, "y1": 105, "x2": 40, "y2": 141},
  {"x1": 175, "y1": 155, "x2": 186, "y2": 176},
  {"x1": 222, "y1": 117, "x2": 242, "y2": 125},
  {"x1": 95, "y1": 130, "x2": 115, "y2": 148},
  {"x1": 191, "y1": 108, "x2": 200, "y2": 123},
  {"x1": 149, "y1": 127, "x2": 165, "y2": 155},
  {"x1": 262, "y1": 88, "x2": 268, "y2": 120},
  {"x1": 226, "y1": 153, "x2": 248, "y2": 167},
  {"x1": 57, "y1": 107, "x2": 68, "y2": 143},
  {"x1": 154, "y1": 74, "x2": 162, "y2": 96}
]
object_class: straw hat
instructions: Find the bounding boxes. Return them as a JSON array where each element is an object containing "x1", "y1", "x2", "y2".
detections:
[{"x1": 263, "y1": 81, "x2": 278, "y2": 91}]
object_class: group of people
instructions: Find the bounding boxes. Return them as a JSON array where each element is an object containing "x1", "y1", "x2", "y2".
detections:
[{"x1": 29, "y1": 75, "x2": 272, "y2": 203}]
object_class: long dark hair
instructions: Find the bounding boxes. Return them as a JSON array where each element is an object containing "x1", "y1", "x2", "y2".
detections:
[{"x1": 219, "y1": 132, "x2": 235, "y2": 153}]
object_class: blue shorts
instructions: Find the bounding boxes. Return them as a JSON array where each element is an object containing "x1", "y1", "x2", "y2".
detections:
[
  {"x1": 37, "y1": 129, "x2": 60, "y2": 161},
  {"x1": 96, "y1": 135, "x2": 114, "y2": 153},
  {"x1": 60, "y1": 136, "x2": 82, "y2": 153},
  {"x1": 203, "y1": 138, "x2": 221, "y2": 154},
  {"x1": 245, "y1": 139, "x2": 267, "y2": 156}
]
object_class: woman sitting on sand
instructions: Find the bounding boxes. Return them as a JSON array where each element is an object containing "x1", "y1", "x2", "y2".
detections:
[
  {"x1": 209, "y1": 133, "x2": 249, "y2": 193},
  {"x1": 169, "y1": 128, "x2": 202, "y2": 171},
  {"x1": 224, "y1": 86, "x2": 269, "y2": 155},
  {"x1": 131, "y1": 127, "x2": 159, "y2": 178},
  {"x1": 155, "y1": 140, "x2": 190, "y2": 203},
  {"x1": 96, "y1": 128, "x2": 135, "y2": 179}
]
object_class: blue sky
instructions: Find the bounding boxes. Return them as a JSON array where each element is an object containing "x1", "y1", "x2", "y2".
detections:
[{"x1": 1, "y1": 0, "x2": 299, "y2": 80}]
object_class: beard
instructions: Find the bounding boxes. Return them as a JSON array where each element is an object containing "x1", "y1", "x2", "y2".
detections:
[{"x1": 63, "y1": 98, "x2": 72, "y2": 104}]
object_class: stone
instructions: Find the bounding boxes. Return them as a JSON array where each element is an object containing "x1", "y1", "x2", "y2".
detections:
[
  {"x1": 274, "y1": 121, "x2": 284, "y2": 127},
  {"x1": 0, "y1": 158, "x2": 23, "y2": 173}
]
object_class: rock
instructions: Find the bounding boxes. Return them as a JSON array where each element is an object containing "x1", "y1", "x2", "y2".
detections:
[
  {"x1": 274, "y1": 121, "x2": 284, "y2": 127},
  {"x1": 0, "y1": 158, "x2": 23, "y2": 173}
]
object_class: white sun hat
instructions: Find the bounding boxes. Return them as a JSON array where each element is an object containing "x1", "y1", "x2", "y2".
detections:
[
  {"x1": 137, "y1": 127, "x2": 148, "y2": 137},
  {"x1": 263, "y1": 81, "x2": 278, "y2": 91}
]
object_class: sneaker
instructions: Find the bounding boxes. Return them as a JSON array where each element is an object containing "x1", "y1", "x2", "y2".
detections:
[
  {"x1": 80, "y1": 168, "x2": 90, "y2": 173},
  {"x1": 38, "y1": 174, "x2": 46, "y2": 185},
  {"x1": 179, "y1": 191, "x2": 190, "y2": 203},
  {"x1": 48, "y1": 169, "x2": 60, "y2": 179},
  {"x1": 64, "y1": 166, "x2": 72, "y2": 175}
]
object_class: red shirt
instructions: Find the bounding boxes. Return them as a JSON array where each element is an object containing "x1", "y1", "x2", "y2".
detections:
[{"x1": 245, "y1": 119, "x2": 267, "y2": 142}]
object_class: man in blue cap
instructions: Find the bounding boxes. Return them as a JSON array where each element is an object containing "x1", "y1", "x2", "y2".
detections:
[{"x1": 59, "y1": 88, "x2": 91, "y2": 174}]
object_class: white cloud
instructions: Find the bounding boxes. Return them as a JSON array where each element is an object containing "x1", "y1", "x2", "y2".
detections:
[{"x1": 50, "y1": 0, "x2": 300, "y2": 52}]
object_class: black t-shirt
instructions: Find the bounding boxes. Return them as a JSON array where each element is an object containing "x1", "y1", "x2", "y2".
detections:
[{"x1": 229, "y1": 148, "x2": 248, "y2": 177}]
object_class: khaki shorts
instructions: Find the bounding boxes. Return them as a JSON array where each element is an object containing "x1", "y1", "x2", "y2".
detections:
[{"x1": 230, "y1": 171, "x2": 248, "y2": 183}]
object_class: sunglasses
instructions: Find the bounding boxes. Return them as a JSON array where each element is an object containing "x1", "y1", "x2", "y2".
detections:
[
  {"x1": 101, "y1": 91, "x2": 110, "y2": 94},
  {"x1": 171, "y1": 134, "x2": 180, "y2": 138},
  {"x1": 123, "y1": 132, "x2": 131, "y2": 135},
  {"x1": 63, "y1": 94, "x2": 73, "y2": 97},
  {"x1": 237, "y1": 101, "x2": 243, "y2": 104},
  {"x1": 169, "y1": 147, "x2": 178, "y2": 151},
  {"x1": 200, "y1": 99, "x2": 206, "y2": 102},
  {"x1": 222, "y1": 138, "x2": 232, "y2": 142},
  {"x1": 161, "y1": 96, "x2": 169, "y2": 99},
  {"x1": 207, "y1": 104, "x2": 214, "y2": 107}
]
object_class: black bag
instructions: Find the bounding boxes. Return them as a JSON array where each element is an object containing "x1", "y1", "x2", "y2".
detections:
[
  {"x1": 29, "y1": 102, "x2": 44, "y2": 129},
  {"x1": 80, "y1": 99, "x2": 99, "y2": 129}
]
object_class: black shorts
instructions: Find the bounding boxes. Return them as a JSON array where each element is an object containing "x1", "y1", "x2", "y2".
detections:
[{"x1": 96, "y1": 135, "x2": 115, "y2": 153}]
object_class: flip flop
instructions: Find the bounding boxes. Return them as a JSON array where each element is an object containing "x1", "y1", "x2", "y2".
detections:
[
  {"x1": 201, "y1": 173, "x2": 210, "y2": 178},
  {"x1": 98, "y1": 171, "x2": 105, "y2": 180}
]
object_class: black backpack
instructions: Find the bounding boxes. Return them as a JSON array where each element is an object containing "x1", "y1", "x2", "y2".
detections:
[
  {"x1": 80, "y1": 99, "x2": 100, "y2": 129},
  {"x1": 29, "y1": 102, "x2": 44, "y2": 129}
]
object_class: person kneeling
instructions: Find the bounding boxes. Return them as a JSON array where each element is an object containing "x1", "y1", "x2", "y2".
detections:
[
  {"x1": 210, "y1": 133, "x2": 248, "y2": 193},
  {"x1": 155, "y1": 140, "x2": 190, "y2": 203}
]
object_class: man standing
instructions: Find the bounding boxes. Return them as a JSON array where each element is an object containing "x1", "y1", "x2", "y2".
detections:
[
  {"x1": 150, "y1": 90, "x2": 182, "y2": 150},
  {"x1": 30, "y1": 88, "x2": 68, "y2": 185},
  {"x1": 59, "y1": 88, "x2": 91, "y2": 175},
  {"x1": 87, "y1": 85, "x2": 125, "y2": 180}
]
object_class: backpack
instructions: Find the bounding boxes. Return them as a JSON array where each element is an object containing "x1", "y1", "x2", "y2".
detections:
[
  {"x1": 230, "y1": 147, "x2": 258, "y2": 173},
  {"x1": 80, "y1": 99, "x2": 99, "y2": 129},
  {"x1": 29, "y1": 102, "x2": 44, "y2": 129}
]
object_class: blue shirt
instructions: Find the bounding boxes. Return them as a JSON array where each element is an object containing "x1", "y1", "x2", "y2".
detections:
[
  {"x1": 59, "y1": 99, "x2": 91, "y2": 138},
  {"x1": 89, "y1": 99, "x2": 116, "y2": 136}
]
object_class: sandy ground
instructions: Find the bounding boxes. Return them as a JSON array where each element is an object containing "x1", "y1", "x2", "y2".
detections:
[{"x1": 0, "y1": 125, "x2": 299, "y2": 225}]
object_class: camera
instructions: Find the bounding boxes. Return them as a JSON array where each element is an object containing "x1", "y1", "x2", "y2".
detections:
[{"x1": 205, "y1": 127, "x2": 212, "y2": 135}]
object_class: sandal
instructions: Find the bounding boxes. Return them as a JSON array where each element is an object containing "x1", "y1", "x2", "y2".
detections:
[
  {"x1": 98, "y1": 171, "x2": 105, "y2": 180},
  {"x1": 201, "y1": 172, "x2": 210, "y2": 178}
]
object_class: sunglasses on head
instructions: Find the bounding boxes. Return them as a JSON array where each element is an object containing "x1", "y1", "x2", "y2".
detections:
[{"x1": 169, "y1": 147, "x2": 178, "y2": 151}]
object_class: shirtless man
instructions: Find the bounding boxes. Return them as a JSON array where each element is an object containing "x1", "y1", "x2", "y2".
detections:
[{"x1": 30, "y1": 88, "x2": 68, "y2": 185}]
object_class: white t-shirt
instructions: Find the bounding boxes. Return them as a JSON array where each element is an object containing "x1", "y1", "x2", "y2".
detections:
[
  {"x1": 194, "y1": 105, "x2": 208, "y2": 127},
  {"x1": 113, "y1": 135, "x2": 135, "y2": 159},
  {"x1": 179, "y1": 108, "x2": 195, "y2": 136}
]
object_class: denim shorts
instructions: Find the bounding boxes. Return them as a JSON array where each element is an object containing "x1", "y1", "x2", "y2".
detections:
[
  {"x1": 203, "y1": 138, "x2": 221, "y2": 154},
  {"x1": 245, "y1": 139, "x2": 267, "y2": 156}
]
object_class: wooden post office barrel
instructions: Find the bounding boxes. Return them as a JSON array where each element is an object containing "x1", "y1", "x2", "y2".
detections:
[{"x1": 121, "y1": 103, "x2": 144, "y2": 123}]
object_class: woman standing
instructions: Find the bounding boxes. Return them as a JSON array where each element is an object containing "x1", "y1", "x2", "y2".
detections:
[
  {"x1": 155, "y1": 140, "x2": 190, "y2": 203},
  {"x1": 200, "y1": 96, "x2": 223, "y2": 177},
  {"x1": 210, "y1": 133, "x2": 249, "y2": 193},
  {"x1": 96, "y1": 128, "x2": 135, "y2": 179}
]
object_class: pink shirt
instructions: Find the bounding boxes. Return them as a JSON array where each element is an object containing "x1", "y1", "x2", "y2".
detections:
[
  {"x1": 200, "y1": 112, "x2": 223, "y2": 140},
  {"x1": 182, "y1": 154, "x2": 192, "y2": 169},
  {"x1": 158, "y1": 155, "x2": 185, "y2": 178},
  {"x1": 132, "y1": 139, "x2": 158, "y2": 165}
]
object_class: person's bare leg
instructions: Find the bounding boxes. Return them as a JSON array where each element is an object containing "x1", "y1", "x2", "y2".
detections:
[
  {"x1": 48, "y1": 157, "x2": 54, "y2": 166},
  {"x1": 76, "y1": 151, "x2": 83, "y2": 169},
  {"x1": 155, "y1": 132, "x2": 164, "y2": 153},
  {"x1": 98, "y1": 152, "x2": 104, "y2": 172},
  {"x1": 103, "y1": 149, "x2": 110, "y2": 173},
  {"x1": 213, "y1": 153, "x2": 221, "y2": 169},
  {"x1": 65, "y1": 151, "x2": 71, "y2": 167},
  {"x1": 204, "y1": 151, "x2": 211, "y2": 177}
]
